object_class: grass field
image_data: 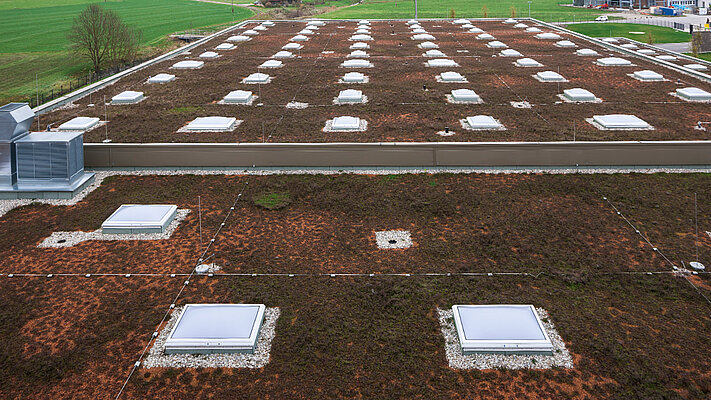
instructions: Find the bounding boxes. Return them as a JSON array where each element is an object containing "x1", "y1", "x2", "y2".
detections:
[
  {"x1": 322, "y1": 0, "x2": 607, "y2": 21},
  {"x1": 566, "y1": 22, "x2": 691, "y2": 43},
  {"x1": 0, "y1": 0, "x2": 252, "y2": 105}
]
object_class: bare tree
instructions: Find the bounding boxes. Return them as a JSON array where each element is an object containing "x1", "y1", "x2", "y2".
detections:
[{"x1": 68, "y1": 4, "x2": 142, "y2": 74}]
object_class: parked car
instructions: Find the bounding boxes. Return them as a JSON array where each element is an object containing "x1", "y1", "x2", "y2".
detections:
[{"x1": 595, "y1": 15, "x2": 609, "y2": 21}]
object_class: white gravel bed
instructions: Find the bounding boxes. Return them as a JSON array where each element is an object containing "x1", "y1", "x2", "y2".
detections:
[
  {"x1": 375, "y1": 230, "x2": 412, "y2": 249},
  {"x1": 142, "y1": 306, "x2": 280, "y2": 369},
  {"x1": 438, "y1": 308, "x2": 573, "y2": 370},
  {"x1": 286, "y1": 101, "x2": 309, "y2": 109},
  {"x1": 37, "y1": 209, "x2": 190, "y2": 248}
]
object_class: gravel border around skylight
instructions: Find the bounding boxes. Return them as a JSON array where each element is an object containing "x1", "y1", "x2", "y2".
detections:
[
  {"x1": 438, "y1": 308, "x2": 573, "y2": 370},
  {"x1": 38, "y1": 209, "x2": 190, "y2": 248},
  {"x1": 143, "y1": 306, "x2": 280, "y2": 369}
]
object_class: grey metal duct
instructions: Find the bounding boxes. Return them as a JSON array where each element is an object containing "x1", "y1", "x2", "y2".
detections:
[
  {"x1": 14, "y1": 132, "x2": 89, "y2": 191},
  {"x1": 0, "y1": 103, "x2": 34, "y2": 189}
]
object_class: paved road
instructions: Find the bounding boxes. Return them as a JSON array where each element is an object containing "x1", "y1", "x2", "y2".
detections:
[{"x1": 654, "y1": 42, "x2": 692, "y2": 52}]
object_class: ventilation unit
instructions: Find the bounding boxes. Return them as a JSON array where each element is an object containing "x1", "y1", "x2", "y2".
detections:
[{"x1": 1, "y1": 103, "x2": 94, "y2": 198}]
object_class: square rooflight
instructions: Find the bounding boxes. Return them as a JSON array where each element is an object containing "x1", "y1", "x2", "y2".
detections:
[
  {"x1": 185, "y1": 116, "x2": 238, "y2": 132},
  {"x1": 305, "y1": 24, "x2": 320, "y2": 30},
  {"x1": 576, "y1": 48, "x2": 598, "y2": 56},
  {"x1": 272, "y1": 51, "x2": 293, "y2": 59},
  {"x1": 632, "y1": 70, "x2": 664, "y2": 81},
  {"x1": 525, "y1": 27, "x2": 542, "y2": 33},
  {"x1": 656, "y1": 55, "x2": 677, "y2": 61},
  {"x1": 350, "y1": 42, "x2": 370, "y2": 50},
  {"x1": 535, "y1": 70, "x2": 566, "y2": 81},
  {"x1": 453, "y1": 19, "x2": 470, "y2": 24},
  {"x1": 227, "y1": 35, "x2": 250, "y2": 42},
  {"x1": 412, "y1": 34, "x2": 436, "y2": 41},
  {"x1": 596, "y1": 57, "x2": 632, "y2": 66},
  {"x1": 412, "y1": 28, "x2": 428, "y2": 34},
  {"x1": 555, "y1": 40, "x2": 576, "y2": 48},
  {"x1": 621, "y1": 43, "x2": 638, "y2": 49},
  {"x1": 500, "y1": 49, "x2": 522, "y2": 57},
  {"x1": 58, "y1": 116, "x2": 100, "y2": 132},
  {"x1": 685, "y1": 64, "x2": 708, "y2": 71},
  {"x1": 563, "y1": 88, "x2": 597, "y2": 102},
  {"x1": 419, "y1": 41, "x2": 439, "y2": 49},
  {"x1": 243, "y1": 73, "x2": 271, "y2": 84},
  {"x1": 452, "y1": 305, "x2": 553, "y2": 355},
  {"x1": 330, "y1": 116, "x2": 362, "y2": 131},
  {"x1": 407, "y1": 19, "x2": 419, "y2": 25},
  {"x1": 676, "y1": 87, "x2": 711, "y2": 101},
  {"x1": 358, "y1": 20, "x2": 370, "y2": 25},
  {"x1": 504, "y1": 18, "x2": 517, "y2": 24},
  {"x1": 465, "y1": 115, "x2": 503, "y2": 130},
  {"x1": 516, "y1": 58, "x2": 543, "y2": 67},
  {"x1": 337, "y1": 89, "x2": 364, "y2": 103},
  {"x1": 601, "y1": 37, "x2": 619, "y2": 43},
  {"x1": 592, "y1": 114, "x2": 651, "y2": 129},
  {"x1": 342, "y1": 59, "x2": 373, "y2": 68},
  {"x1": 477, "y1": 33, "x2": 495, "y2": 40},
  {"x1": 348, "y1": 50, "x2": 369, "y2": 58},
  {"x1": 111, "y1": 91, "x2": 144, "y2": 104},
  {"x1": 468, "y1": 27, "x2": 485, "y2": 33},
  {"x1": 283, "y1": 42, "x2": 303, "y2": 50},
  {"x1": 637, "y1": 49, "x2": 655, "y2": 55},
  {"x1": 216, "y1": 43, "x2": 235, "y2": 50},
  {"x1": 487, "y1": 41, "x2": 508, "y2": 49},
  {"x1": 439, "y1": 71, "x2": 466, "y2": 82},
  {"x1": 223, "y1": 90, "x2": 254, "y2": 104},
  {"x1": 243, "y1": 29, "x2": 259, "y2": 36},
  {"x1": 351, "y1": 34, "x2": 373, "y2": 41},
  {"x1": 300, "y1": 29, "x2": 315, "y2": 35},
  {"x1": 427, "y1": 59, "x2": 459, "y2": 67},
  {"x1": 199, "y1": 51, "x2": 219, "y2": 59},
  {"x1": 309, "y1": 20, "x2": 325, "y2": 26},
  {"x1": 165, "y1": 304, "x2": 266, "y2": 354},
  {"x1": 102, "y1": 204, "x2": 178, "y2": 234},
  {"x1": 148, "y1": 73, "x2": 176, "y2": 84},
  {"x1": 254, "y1": 25, "x2": 267, "y2": 31},
  {"x1": 259, "y1": 60, "x2": 283, "y2": 69},
  {"x1": 342, "y1": 72, "x2": 367, "y2": 83},
  {"x1": 461, "y1": 23, "x2": 474, "y2": 29},
  {"x1": 172, "y1": 60, "x2": 204, "y2": 69},
  {"x1": 451, "y1": 89, "x2": 481, "y2": 102},
  {"x1": 514, "y1": 23, "x2": 528, "y2": 28},
  {"x1": 535, "y1": 32, "x2": 562, "y2": 40},
  {"x1": 262, "y1": 21, "x2": 275, "y2": 26},
  {"x1": 291, "y1": 35, "x2": 309, "y2": 41},
  {"x1": 424, "y1": 49, "x2": 446, "y2": 57}
]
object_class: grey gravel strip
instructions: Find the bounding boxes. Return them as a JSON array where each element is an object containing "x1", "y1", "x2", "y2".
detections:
[
  {"x1": 438, "y1": 308, "x2": 573, "y2": 370},
  {"x1": 3, "y1": 167, "x2": 711, "y2": 219},
  {"x1": 142, "y1": 306, "x2": 280, "y2": 369},
  {"x1": 37, "y1": 209, "x2": 190, "y2": 248}
]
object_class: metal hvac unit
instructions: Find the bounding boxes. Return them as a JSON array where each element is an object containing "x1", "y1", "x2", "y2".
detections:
[
  {"x1": 0, "y1": 103, "x2": 33, "y2": 190},
  {"x1": 14, "y1": 132, "x2": 86, "y2": 190},
  {"x1": 0, "y1": 102, "x2": 94, "y2": 198}
]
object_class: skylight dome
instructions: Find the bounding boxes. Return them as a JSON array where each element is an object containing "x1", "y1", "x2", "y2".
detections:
[
  {"x1": 111, "y1": 91, "x2": 144, "y2": 104},
  {"x1": 102, "y1": 205, "x2": 178, "y2": 234}
]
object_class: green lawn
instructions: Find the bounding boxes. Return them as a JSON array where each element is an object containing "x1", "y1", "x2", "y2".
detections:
[
  {"x1": 566, "y1": 22, "x2": 691, "y2": 43},
  {"x1": 0, "y1": 0, "x2": 252, "y2": 105},
  {"x1": 686, "y1": 52, "x2": 711, "y2": 62},
  {"x1": 322, "y1": 0, "x2": 608, "y2": 21}
]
